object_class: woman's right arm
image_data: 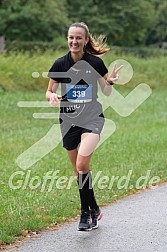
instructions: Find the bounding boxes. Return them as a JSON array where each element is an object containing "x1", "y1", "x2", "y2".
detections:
[{"x1": 46, "y1": 79, "x2": 61, "y2": 106}]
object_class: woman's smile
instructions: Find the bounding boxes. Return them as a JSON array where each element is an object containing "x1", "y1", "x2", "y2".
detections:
[{"x1": 68, "y1": 27, "x2": 88, "y2": 54}]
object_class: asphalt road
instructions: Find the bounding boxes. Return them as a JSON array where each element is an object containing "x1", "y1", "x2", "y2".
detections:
[{"x1": 5, "y1": 183, "x2": 167, "y2": 252}]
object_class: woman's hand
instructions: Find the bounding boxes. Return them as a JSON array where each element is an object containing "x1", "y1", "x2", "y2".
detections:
[
  {"x1": 49, "y1": 93, "x2": 62, "y2": 107},
  {"x1": 107, "y1": 64, "x2": 123, "y2": 84}
]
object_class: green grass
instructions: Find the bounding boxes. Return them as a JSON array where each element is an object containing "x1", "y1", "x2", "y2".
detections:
[
  {"x1": 0, "y1": 51, "x2": 167, "y2": 244},
  {"x1": 0, "y1": 88, "x2": 167, "y2": 244},
  {"x1": 0, "y1": 50, "x2": 167, "y2": 92}
]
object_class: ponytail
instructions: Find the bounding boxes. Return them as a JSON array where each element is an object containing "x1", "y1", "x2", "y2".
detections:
[
  {"x1": 68, "y1": 22, "x2": 110, "y2": 56},
  {"x1": 86, "y1": 34, "x2": 109, "y2": 55}
]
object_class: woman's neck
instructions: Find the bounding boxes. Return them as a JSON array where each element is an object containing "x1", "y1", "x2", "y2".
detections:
[{"x1": 70, "y1": 51, "x2": 84, "y2": 62}]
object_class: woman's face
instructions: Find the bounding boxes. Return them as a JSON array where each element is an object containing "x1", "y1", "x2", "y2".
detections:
[{"x1": 68, "y1": 27, "x2": 88, "y2": 54}]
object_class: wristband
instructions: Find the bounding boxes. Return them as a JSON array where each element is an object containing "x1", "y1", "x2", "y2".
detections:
[{"x1": 106, "y1": 80, "x2": 114, "y2": 86}]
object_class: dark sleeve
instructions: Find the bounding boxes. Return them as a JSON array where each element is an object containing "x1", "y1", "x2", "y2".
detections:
[
  {"x1": 47, "y1": 60, "x2": 61, "y2": 81},
  {"x1": 97, "y1": 58, "x2": 108, "y2": 77},
  {"x1": 91, "y1": 56, "x2": 108, "y2": 78}
]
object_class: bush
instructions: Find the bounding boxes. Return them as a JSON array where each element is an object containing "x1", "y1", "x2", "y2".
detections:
[
  {"x1": 0, "y1": 49, "x2": 166, "y2": 92},
  {"x1": 110, "y1": 46, "x2": 167, "y2": 58},
  {"x1": 5, "y1": 39, "x2": 67, "y2": 52},
  {"x1": 4, "y1": 40, "x2": 167, "y2": 58}
]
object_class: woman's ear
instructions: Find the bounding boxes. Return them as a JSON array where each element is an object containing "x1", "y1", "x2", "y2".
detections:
[{"x1": 85, "y1": 36, "x2": 89, "y2": 45}]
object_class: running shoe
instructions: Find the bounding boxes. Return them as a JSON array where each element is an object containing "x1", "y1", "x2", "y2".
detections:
[
  {"x1": 90, "y1": 207, "x2": 102, "y2": 229},
  {"x1": 77, "y1": 211, "x2": 92, "y2": 231}
]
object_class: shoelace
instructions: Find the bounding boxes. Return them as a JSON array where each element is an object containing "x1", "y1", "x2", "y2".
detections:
[
  {"x1": 91, "y1": 211, "x2": 96, "y2": 218},
  {"x1": 81, "y1": 212, "x2": 91, "y2": 223}
]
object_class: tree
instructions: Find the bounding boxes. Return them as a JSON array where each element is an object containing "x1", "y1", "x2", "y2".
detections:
[
  {"x1": 156, "y1": 2, "x2": 167, "y2": 42},
  {"x1": 66, "y1": 0, "x2": 155, "y2": 46},
  {"x1": 0, "y1": 0, "x2": 166, "y2": 46},
  {"x1": 0, "y1": 0, "x2": 70, "y2": 41}
]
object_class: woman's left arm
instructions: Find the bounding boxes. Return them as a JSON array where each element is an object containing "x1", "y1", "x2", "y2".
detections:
[{"x1": 98, "y1": 74, "x2": 112, "y2": 96}]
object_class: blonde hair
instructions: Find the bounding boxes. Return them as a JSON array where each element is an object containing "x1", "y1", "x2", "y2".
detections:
[{"x1": 68, "y1": 22, "x2": 110, "y2": 55}]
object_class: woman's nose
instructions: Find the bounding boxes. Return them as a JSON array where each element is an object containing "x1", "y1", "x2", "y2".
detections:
[{"x1": 73, "y1": 38, "x2": 77, "y2": 43}]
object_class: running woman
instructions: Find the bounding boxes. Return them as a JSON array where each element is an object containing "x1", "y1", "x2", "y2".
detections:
[{"x1": 46, "y1": 22, "x2": 122, "y2": 231}]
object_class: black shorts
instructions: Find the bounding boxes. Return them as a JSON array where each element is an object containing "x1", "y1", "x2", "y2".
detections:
[{"x1": 60, "y1": 118, "x2": 104, "y2": 151}]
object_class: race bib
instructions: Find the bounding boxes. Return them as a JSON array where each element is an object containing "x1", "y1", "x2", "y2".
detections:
[{"x1": 66, "y1": 84, "x2": 92, "y2": 103}]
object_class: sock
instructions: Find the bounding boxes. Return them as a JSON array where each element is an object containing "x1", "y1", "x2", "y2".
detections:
[
  {"x1": 77, "y1": 172, "x2": 92, "y2": 212},
  {"x1": 89, "y1": 172, "x2": 98, "y2": 210},
  {"x1": 77, "y1": 172, "x2": 98, "y2": 212}
]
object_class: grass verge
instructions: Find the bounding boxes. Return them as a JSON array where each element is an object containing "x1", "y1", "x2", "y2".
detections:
[{"x1": 0, "y1": 87, "x2": 167, "y2": 244}]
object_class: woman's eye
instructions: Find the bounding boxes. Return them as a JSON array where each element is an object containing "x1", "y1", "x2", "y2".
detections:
[{"x1": 68, "y1": 36, "x2": 82, "y2": 40}]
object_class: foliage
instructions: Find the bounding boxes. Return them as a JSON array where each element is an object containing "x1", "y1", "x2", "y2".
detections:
[
  {"x1": 0, "y1": 0, "x2": 167, "y2": 47},
  {"x1": 67, "y1": 0, "x2": 155, "y2": 46},
  {"x1": 66, "y1": 0, "x2": 166, "y2": 46},
  {"x1": 0, "y1": 50, "x2": 167, "y2": 93},
  {"x1": 0, "y1": 0, "x2": 70, "y2": 41},
  {"x1": 6, "y1": 39, "x2": 67, "y2": 52}
]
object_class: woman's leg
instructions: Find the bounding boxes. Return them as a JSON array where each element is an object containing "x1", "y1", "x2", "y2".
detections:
[
  {"x1": 66, "y1": 132, "x2": 101, "y2": 230},
  {"x1": 66, "y1": 147, "x2": 92, "y2": 212},
  {"x1": 66, "y1": 148, "x2": 78, "y2": 178},
  {"x1": 77, "y1": 132, "x2": 102, "y2": 230},
  {"x1": 77, "y1": 132, "x2": 100, "y2": 159},
  {"x1": 76, "y1": 132, "x2": 100, "y2": 211},
  {"x1": 66, "y1": 131, "x2": 99, "y2": 175}
]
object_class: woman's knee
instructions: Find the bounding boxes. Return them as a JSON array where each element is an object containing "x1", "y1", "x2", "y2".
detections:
[{"x1": 76, "y1": 159, "x2": 89, "y2": 173}]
